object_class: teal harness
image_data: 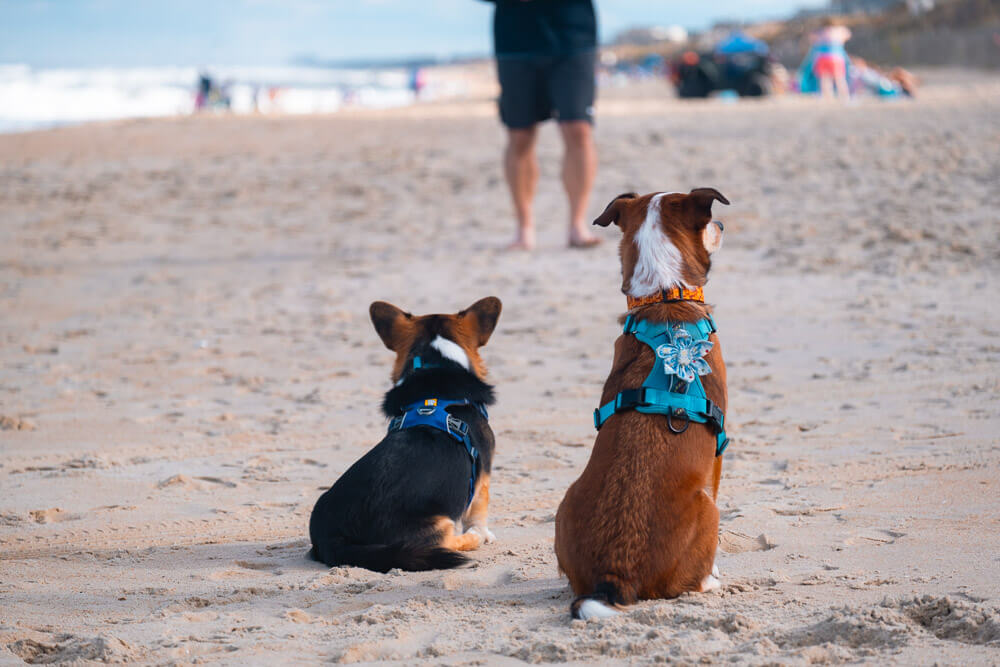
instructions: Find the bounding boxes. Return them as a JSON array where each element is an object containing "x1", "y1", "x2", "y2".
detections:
[{"x1": 594, "y1": 314, "x2": 730, "y2": 456}]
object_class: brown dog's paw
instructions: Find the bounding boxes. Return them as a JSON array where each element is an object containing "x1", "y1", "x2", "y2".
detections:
[{"x1": 700, "y1": 573, "x2": 722, "y2": 592}]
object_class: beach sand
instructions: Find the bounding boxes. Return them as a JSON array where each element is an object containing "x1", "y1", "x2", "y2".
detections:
[{"x1": 2, "y1": 72, "x2": 999, "y2": 664}]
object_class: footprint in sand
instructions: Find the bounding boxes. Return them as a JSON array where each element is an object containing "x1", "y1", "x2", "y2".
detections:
[
  {"x1": 719, "y1": 530, "x2": 776, "y2": 553},
  {"x1": 234, "y1": 559, "x2": 277, "y2": 571},
  {"x1": 208, "y1": 569, "x2": 266, "y2": 581},
  {"x1": 844, "y1": 529, "x2": 905, "y2": 546},
  {"x1": 206, "y1": 559, "x2": 281, "y2": 581},
  {"x1": 179, "y1": 610, "x2": 218, "y2": 623},
  {"x1": 28, "y1": 508, "x2": 81, "y2": 524},
  {"x1": 156, "y1": 474, "x2": 238, "y2": 490},
  {"x1": 8, "y1": 634, "x2": 135, "y2": 663},
  {"x1": 284, "y1": 609, "x2": 315, "y2": 624},
  {"x1": 0, "y1": 415, "x2": 36, "y2": 431}
]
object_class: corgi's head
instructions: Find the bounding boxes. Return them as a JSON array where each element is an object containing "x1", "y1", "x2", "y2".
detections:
[
  {"x1": 369, "y1": 297, "x2": 502, "y2": 383},
  {"x1": 593, "y1": 188, "x2": 729, "y2": 298}
]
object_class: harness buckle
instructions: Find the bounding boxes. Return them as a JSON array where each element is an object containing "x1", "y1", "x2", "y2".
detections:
[
  {"x1": 705, "y1": 401, "x2": 725, "y2": 431},
  {"x1": 615, "y1": 388, "x2": 649, "y2": 411},
  {"x1": 637, "y1": 387, "x2": 650, "y2": 406},
  {"x1": 446, "y1": 414, "x2": 469, "y2": 438}
]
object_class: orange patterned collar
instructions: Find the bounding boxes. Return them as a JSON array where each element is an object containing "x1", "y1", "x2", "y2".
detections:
[{"x1": 626, "y1": 287, "x2": 704, "y2": 310}]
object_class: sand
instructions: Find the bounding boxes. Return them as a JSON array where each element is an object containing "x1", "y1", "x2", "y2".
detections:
[{"x1": 2, "y1": 72, "x2": 1000, "y2": 664}]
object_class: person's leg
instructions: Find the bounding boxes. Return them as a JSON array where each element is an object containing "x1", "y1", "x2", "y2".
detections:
[
  {"x1": 559, "y1": 121, "x2": 599, "y2": 246},
  {"x1": 819, "y1": 74, "x2": 834, "y2": 98},
  {"x1": 550, "y1": 52, "x2": 599, "y2": 247},
  {"x1": 833, "y1": 74, "x2": 849, "y2": 99},
  {"x1": 497, "y1": 56, "x2": 548, "y2": 251},
  {"x1": 503, "y1": 125, "x2": 539, "y2": 250},
  {"x1": 833, "y1": 59, "x2": 850, "y2": 100}
]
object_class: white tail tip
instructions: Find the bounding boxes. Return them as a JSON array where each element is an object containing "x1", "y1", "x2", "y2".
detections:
[{"x1": 577, "y1": 599, "x2": 619, "y2": 620}]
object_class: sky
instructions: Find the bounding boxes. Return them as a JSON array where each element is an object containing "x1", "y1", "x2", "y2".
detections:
[{"x1": 0, "y1": 0, "x2": 827, "y2": 68}]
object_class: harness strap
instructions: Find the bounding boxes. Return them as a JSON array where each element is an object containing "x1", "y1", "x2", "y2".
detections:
[
  {"x1": 387, "y1": 398, "x2": 484, "y2": 506},
  {"x1": 594, "y1": 388, "x2": 728, "y2": 456},
  {"x1": 595, "y1": 315, "x2": 729, "y2": 457},
  {"x1": 624, "y1": 313, "x2": 716, "y2": 339}
]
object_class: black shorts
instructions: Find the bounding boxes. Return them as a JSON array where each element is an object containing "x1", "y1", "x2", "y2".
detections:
[{"x1": 496, "y1": 51, "x2": 596, "y2": 129}]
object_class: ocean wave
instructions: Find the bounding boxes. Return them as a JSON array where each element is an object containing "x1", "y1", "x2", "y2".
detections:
[{"x1": 0, "y1": 64, "x2": 422, "y2": 133}]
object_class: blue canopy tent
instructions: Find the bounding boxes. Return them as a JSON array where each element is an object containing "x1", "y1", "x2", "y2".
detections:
[{"x1": 715, "y1": 32, "x2": 769, "y2": 56}]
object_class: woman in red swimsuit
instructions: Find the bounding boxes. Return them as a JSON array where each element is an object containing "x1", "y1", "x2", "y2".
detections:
[{"x1": 812, "y1": 19, "x2": 852, "y2": 100}]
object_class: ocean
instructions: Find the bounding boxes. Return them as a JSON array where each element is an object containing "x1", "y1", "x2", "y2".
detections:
[{"x1": 0, "y1": 64, "x2": 428, "y2": 134}]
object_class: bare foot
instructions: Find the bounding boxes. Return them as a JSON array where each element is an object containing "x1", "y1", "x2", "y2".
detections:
[
  {"x1": 569, "y1": 222, "x2": 601, "y2": 248},
  {"x1": 505, "y1": 227, "x2": 536, "y2": 251},
  {"x1": 504, "y1": 239, "x2": 535, "y2": 251},
  {"x1": 568, "y1": 234, "x2": 601, "y2": 249}
]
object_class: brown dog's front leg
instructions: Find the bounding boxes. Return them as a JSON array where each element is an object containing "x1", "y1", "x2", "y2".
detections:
[{"x1": 710, "y1": 456, "x2": 723, "y2": 502}]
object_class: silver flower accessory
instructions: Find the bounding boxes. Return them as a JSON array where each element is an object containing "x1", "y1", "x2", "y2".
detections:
[{"x1": 656, "y1": 327, "x2": 713, "y2": 383}]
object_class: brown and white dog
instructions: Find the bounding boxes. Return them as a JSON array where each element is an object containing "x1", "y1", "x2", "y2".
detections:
[{"x1": 554, "y1": 188, "x2": 730, "y2": 618}]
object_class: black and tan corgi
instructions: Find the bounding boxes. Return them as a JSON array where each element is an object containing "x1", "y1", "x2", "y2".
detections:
[{"x1": 309, "y1": 297, "x2": 502, "y2": 572}]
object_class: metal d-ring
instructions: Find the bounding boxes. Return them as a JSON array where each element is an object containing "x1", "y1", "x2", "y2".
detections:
[{"x1": 667, "y1": 409, "x2": 690, "y2": 434}]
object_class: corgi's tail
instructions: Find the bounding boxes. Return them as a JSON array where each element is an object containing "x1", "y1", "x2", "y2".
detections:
[
  {"x1": 310, "y1": 537, "x2": 468, "y2": 573},
  {"x1": 570, "y1": 580, "x2": 625, "y2": 620}
]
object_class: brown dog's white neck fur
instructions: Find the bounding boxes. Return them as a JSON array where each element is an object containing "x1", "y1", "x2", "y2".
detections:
[
  {"x1": 626, "y1": 192, "x2": 725, "y2": 301},
  {"x1": 628, "y1": 193, "x2": 690, "y2": 298}
]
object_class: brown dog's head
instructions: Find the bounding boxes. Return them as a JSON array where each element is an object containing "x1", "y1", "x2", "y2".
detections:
[
  {"x1": 369, "y1": 297, "x2": 502, "y2": 383},
  {"x1": 593, "y1": 189, "x2": 729, "y2": 297}
]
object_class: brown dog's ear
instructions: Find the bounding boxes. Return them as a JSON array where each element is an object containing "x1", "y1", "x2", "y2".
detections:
[
  {"x1": 686, "y1": 188, "x2": 730, "y2": 220},
  {"x1": 460, "y1": 296, "x2": 502, "y2": 346},
  {"x1": 370, "y1": 301, "x2": 412, "y2": 351},
  {"x1": 592, "y1": 192, "x2": 637, "y2": 227}
]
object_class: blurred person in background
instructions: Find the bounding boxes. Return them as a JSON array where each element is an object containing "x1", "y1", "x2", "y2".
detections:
[
  {"x1": 196, "y1": 72, "x2": 213, "y2": 111},
  {"x1": 810, "y1": 18, "x2": 852, "y2": 99},
  {"x1": 483, "y1": 0, "x2": 600, "y2": 251}
]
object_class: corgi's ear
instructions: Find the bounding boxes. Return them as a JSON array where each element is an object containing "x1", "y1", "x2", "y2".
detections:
[
  {"x1": 593, "y1": 192, "x2": 637, "y2": 228},
  {"x1": 460, "y1": 297, "x2": 502, "y2": 346},
  {"x1": 370, "y1": 301, "x2": 413, "y2": 351}
]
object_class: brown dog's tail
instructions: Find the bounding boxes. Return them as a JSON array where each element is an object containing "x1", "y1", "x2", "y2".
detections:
[{"x1": 570, "y1": 580, "x2": 625, "y2": 620}]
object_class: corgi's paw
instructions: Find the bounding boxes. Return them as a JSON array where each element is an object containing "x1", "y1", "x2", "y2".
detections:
[
  {"x1": 465, "y1": 525, "x2": 496, "y2": 544},
  {"x1": 465, "y1": 531, "x2": 483, "y2": 550},
  {"x1": 700, "y1": 574, "x2": 721, "y2": 593},
  {"x1": 712, "y1": 562, "x2": 720, "y2": 578}
]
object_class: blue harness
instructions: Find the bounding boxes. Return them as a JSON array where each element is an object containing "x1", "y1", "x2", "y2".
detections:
[
  {"x1": 387, "y1": 397, "x2": 486, "y2": 507},
  {"x1": 594, "y1": 315, "x2": 730, "y2": 456}
]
